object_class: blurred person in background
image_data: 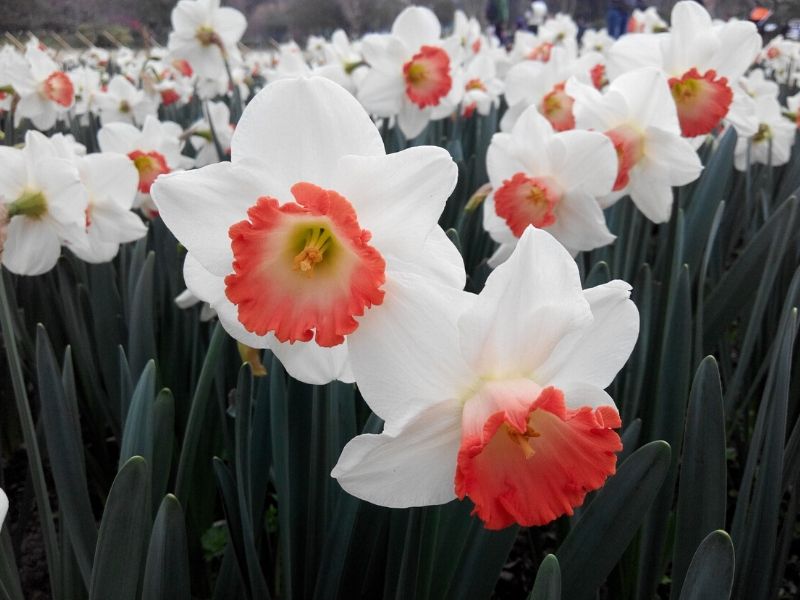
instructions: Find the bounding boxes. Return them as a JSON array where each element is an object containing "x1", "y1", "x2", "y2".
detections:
[
  {"x1": 487, "y1": 0, "x2": 510, "y2": 44},
  {"x1": 607, "y1": 0, "x2": 635, "y2": 38}
]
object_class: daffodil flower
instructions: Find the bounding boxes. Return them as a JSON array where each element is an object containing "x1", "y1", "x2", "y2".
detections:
[
  {"x1": 167, "y1": 0, "x2": 247, "y2": 81},
  {"x1": 567, "y1": 67, "x2": 703, "y2": 223},
  {"x1": 608, "y1": 1, "x2": 762, "y2": 141},
  {"x1": 0, "y1": 131, "x2": 87, "y2": 275},
  {"x1": 357, "y1": 6, "x2": 463, "y2": 139},
  {"x1": 333, "y1": 227, "x2": 638, "y2": 530},
  {"x1": 152, "y1": 77, "x2": 464, "y2": 384},
  {"x1": 484, "y1": 106, "x2": 617, "y2": 263}
]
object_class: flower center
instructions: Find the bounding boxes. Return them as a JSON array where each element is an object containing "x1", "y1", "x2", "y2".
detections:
[
  {"x1": 292, "y1": 226, "x2": 334, "y2": 276},
  {"x1": 494, "y1": 173, "x2": 561, "y2": 237},
  {"x1": 504, "y1": 422, "x2": 541, "y2": 459},
  {"x1": 42, "y1": 71, "x2": 74, "y2": 107},
  {"x1": 753, "y1": 123, "x2": 772, "y2": 143},
  {"x1": 8, "y1": 189, "x2": 48, "y2": 220},
  {"x1": 128, "y1": 150, "x2": 171, "y2": 194},
  {"x1": 538, "y1": 82, "x2": 575, "y2": 132},
  {"x1": 527, "y1": 42, "x2": 553, "y2": 62},
  {"x1": 195, "y1": 25, "x2": 222, "y2": 48},
  {"x1": 119, "y1": 99, "x2": 131, "y2": 113},
  {"x1": 465, "y1": 78, "x2": 486, "y2": 92},
  {"x1": 402, "y1": 46, "x2": 452, "y2": 108},
  {"x1": 225, "y1": 182, "x2": 386, "y2": 348},
  {"x1": 604, "y1": 124, "x2": 645, "y2": 192},
  {"x1": 669, "y1": 68, "x2": 733, "y2": 137}
]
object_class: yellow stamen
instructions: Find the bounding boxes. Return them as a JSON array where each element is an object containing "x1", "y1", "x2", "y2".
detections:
[
  {"x1": 506, "y1": 424, "x2": 541, "y2": 460},
  {"x1": 196, "y1": 25, "x2": 222, "y2": 49},
  {"x1": 406, "y1": 62, "x2": 427, "y2": 85},
  {"x1": 292, "y1": 227, "x2": 332, "y2": 277}
]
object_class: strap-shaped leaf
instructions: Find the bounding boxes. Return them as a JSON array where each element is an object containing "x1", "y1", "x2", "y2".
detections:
[
  {"x1": 678, "y1": 531, "x2": 734, "y2": 600},
  {"x1": 89, "y1": 456, "x2": 151, "y2": 600},
  {"x1": 119, "y1": 360, "x2": 156, "y2": 467},
  {"x1": 671, "y1": 357, "x2": 726, "y2": 599},
  {"x1": 142, "y1": 495, "x2": 190, "y2": 600},
  {"x1": 36, "y1": 327, "x2": 97, "y2": 585},
  {"x1": 557, "y1": 441, "x2": 671, "y2": 600},
  {"x1": 530, "y1": 554, "x2": 561, "y2": 600},
  {"x1": 127, "y1": 251, "x2": 156, "y2": 379}
]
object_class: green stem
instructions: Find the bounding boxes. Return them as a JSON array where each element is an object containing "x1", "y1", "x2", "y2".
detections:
[
  {"x1": 174, "y1": 321, "x2": 227, "y2": 507},
  {"x1": 203, "y1": 100, "x2": 227, "y2": 163},
  {"x1": 0, "y1": 271, "x2": 62, "y2": 598}
]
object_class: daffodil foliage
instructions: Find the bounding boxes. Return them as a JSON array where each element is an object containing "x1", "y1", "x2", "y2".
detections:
[{"x1": 1, "y1": 2, "x2": 800, "y2": 599}]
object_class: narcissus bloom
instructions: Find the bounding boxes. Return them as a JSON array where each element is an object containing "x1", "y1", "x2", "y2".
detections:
[
  {"x1": 627, "y1": 6, "x2": 668, "y2": 34},
  {"x1": 152, "y1": 77, "x2": 463, "y2": 384},
  {"x1": 449, "y1": 9, "x2": 484, "y2": 59},
  {"x1": 484, "y1": 106, "x2": 616, "y2": 263},
  {"x1": 357, "y1": 6, "x2": 462, "y2": 139},
  {"x1": 95, "y1": 74, "x2": 156, "y2": 126},
  {"x1": 333, "y1": 228, "x2": 638, "y2": 530},
  {"x1": 67, "y1": 65, "x2": 101, "y2": 119},
  {"x1": 734, "y1": 95, "x2": 796, "y2": 171},
  {"x1": 0, "y1": 131, "x2": 87, "y2": 275},
  {"x1": 7, "y1": 46, "x2": 74, "y2": 130},
  {"x1": 460, "y1": 54, "x2": 503, "y2": 118},
  {"x1": 98, "y1": 115, "x2": 188, "y2": 215},
  {"x1": 167, "y1": 0, "x2": 247, "y2": 81},
  {"x1": 312, "y1": 30, "x2": 368, "y2": 94},
  {"x1": 501, "y1": 47, "x2": 601, "y2": 132},
  {"x1": 608, "y1": 1, "x2": 762, "y2": 140},
  {"x1": 69, "y1": 153, "x2": 148, "y2": 263},
  {"x1": 581, "y1": 29, "x2": 615, "y2": 58},
  {"x1": 567, "y1": 67, "x2": 703, "y2": 223}
]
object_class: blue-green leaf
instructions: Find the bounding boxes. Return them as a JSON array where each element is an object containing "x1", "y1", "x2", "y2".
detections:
[
  {"x1": 36, "y1": 327, "x2": 97, "y2": 585},
  {"x1": 558, "y1": 441, "x2": 671, "y2": 600},
  {"x1": 678, "y1": 530, "x2": 734, "y2": 600},
  {"x1": 530, "y1": 554, "x2": 561, "y2": 600},
  {"x1": 671, "y1": 357, "x2": 726, "y2": 599},
  {"x1": 142, "y1": 495, "x2": 191, "y2": 600},
  {"x1": 89, "y1": 456, "x2": 151, "y2": 600}
]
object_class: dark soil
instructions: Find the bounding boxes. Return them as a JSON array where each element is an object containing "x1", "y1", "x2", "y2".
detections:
[{"x1": 3, "y1": 448, "x2": 52, "y2": 600}]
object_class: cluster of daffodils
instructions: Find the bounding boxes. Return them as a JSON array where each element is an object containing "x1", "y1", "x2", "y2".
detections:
[
  {"x1": 1, "y1": 0, "x2": 798, "y2": 529},
  {"x1": 0, "y1": 131, "x2": 146, "y2": 274},
  {"x1": 153, "y1": 76, "x2": 639, "y2": 529}
]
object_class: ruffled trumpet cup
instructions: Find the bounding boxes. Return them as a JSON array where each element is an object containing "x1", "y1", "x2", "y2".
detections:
[
  {"x1": 152, "y1": 76, "x2": 464, "y2": 385},
  {"x1": 455, "y1": 382, "x2": 621, "y2": 528},
  {"x1": 225, "y1": 183, "x2": 386, "y2": 347},
  {"x1": 333, "y1": 227, "x2": 639, "y2": 530}
]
